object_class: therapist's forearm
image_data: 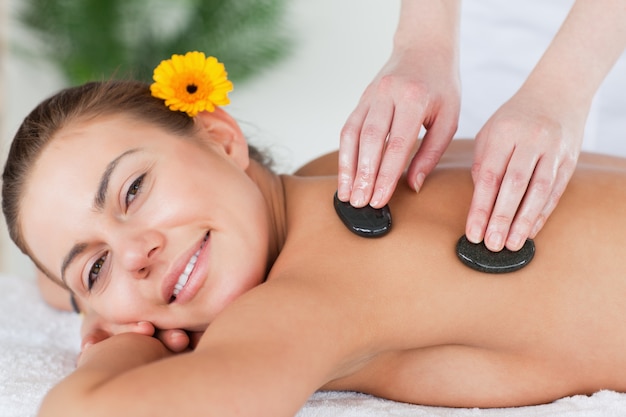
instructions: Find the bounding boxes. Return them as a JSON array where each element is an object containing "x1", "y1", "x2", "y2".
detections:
[
  {"x1": 393, "y1": 0, "x2": 461, "y2": 57},
  {"x1": 520, "y1": 0, "x2": 626, "y2": 111}
]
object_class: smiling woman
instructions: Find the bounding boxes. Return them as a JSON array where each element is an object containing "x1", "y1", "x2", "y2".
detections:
[
  {"x1": 4, "y1": 79, "x2": 626, "y2": 416},
  {"x1": 31, "y1": 113, "x2": 267, "y2": 330},
  {"x1": 5, "y1": 80, "x2": 274, "y2": 331}
]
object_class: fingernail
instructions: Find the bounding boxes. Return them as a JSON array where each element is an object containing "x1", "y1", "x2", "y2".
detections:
[
  {"x1": 171, "y1": 329, "x2": 185, "y2": 338},
  {"x1": 414, "y1": 173, "x2": 425, "y2": 192},
  {"x1": 487, "y1": 232, "x2": 503, "y2": 252},
  {"x1": 467, "y1": 226, "x2": 482, "y2": 243},
  {"x1": 82, "y1": 341, "x2": 93, "y2": 352},
  {"x1": 507, "y1": 233, "x2": 523, "y2": 251},
  {"x1": 370, "y1": 189, "x2": 384, "y2": 207},
  {"x1": 337, "y1": 182, "x2": 351, "y2": 201},
  {"x1": 351, "y1": 189, "x2": 366, "y2": 207}
]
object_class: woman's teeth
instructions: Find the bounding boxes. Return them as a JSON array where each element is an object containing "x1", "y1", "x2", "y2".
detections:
[
  {"x1": 172, "y1": 250, "x2": 199, "y2": 298},
  {"x1": 171, "y1": 233, "x2": 209, "y2": 300}
]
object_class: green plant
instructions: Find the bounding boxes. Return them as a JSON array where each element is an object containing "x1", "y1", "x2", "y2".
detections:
[{"x1": 17, "y1": 0, "x2": 293, "y2": 85}]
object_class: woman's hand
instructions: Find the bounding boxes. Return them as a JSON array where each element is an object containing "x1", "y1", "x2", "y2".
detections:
[
  {"x1": 337, "y1": 0, "x2": 461, "y2": 209},
  {"x1": 81, "y1": 332, "x2": 172, "y2": 365},
  {"x1": 467, "y1": 93, "x2": 583, "y2": 252},
  {"x1": 35, "y1": 270, "x2": 202, "y2": 354},
  {"x1": 79, "y1": 307, "x2": 203, "y2": 361}
]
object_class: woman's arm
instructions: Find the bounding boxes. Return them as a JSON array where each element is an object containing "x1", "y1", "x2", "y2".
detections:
[
  {"x1": 37, "y1": 282, "x2": 360, "y2": 417},
  {"x1": 39, "y1": 333, "x2": 171, "y2": 417}
]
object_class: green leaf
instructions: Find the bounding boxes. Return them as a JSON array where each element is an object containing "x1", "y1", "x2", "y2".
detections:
[{"x1": 16, "y1": 0, "x2": 293, "y2": 85}]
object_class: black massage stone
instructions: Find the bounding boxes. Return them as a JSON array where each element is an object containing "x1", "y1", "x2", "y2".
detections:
[
  {"x1": 456, "y1": 235, "x2": 535, "y2": 273},
  {"x1": 333, "y1": 191, "x2": 392, "y2": 238}
]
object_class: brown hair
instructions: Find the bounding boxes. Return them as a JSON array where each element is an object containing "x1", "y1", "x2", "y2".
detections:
[{"x1": 2, "y1": 80, "x2": 271, "y2": 278}]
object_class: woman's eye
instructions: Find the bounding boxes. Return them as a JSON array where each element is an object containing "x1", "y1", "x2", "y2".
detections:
[
  {"x1": 125, "y1": 174, "x2": 145, "y2": 207},
  {"x1": 88, "y1": 253, "x2": 107, "y2": 291}
]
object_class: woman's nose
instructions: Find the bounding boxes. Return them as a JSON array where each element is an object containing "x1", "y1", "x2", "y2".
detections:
[{"x1": 115, "y1": 229, "x2": 163, "y2": 277}]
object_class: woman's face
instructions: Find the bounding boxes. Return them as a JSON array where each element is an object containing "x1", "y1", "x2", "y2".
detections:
[{"x1": 21, "y1": 114, "x2": 271, "y2": 331}]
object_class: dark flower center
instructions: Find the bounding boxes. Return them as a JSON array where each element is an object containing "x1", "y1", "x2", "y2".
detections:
[{"x1": 186, "y1": 84, "x2": 198, "y2": 94}]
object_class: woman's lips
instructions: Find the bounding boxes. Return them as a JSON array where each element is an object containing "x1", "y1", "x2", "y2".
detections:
[
  {"x1": 171, "y1": 246, "x2": 200, "y2": 300},
  {"x1": 163, "y1": 232, "x2": 210, "y2": 304}
]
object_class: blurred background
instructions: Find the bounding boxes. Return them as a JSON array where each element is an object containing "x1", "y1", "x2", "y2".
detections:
[{"x1": 1, "y1": 0, "x2": 625, "y2": 279}]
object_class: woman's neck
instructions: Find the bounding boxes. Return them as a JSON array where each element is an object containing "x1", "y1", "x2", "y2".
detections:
[{"x1": 245, "y1": 160, "x2": 288, "y2": 275}]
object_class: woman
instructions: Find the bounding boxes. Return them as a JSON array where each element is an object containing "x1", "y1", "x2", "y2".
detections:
[{"x1": 4, "y1": 79, "x2": 626, "y2": 417}]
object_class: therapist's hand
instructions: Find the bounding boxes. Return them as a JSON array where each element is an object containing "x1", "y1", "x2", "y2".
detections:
[
  {"x1": 338, "y1": 49, "x2": 460, "y2": 208},
  {"x1": 467, "y1": 0, "x2": 626, "y2": 252},
  {"x1": 466, "y1": 92, "x2": 584, "y2": 252}
]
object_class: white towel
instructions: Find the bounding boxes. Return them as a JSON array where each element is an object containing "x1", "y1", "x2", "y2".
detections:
[
  {"x1": 0, "y1": 274, "x2": 80, "y2": 417},
  {"x1": 2, "y1": 274, "x2": 626, "y2": 417}
]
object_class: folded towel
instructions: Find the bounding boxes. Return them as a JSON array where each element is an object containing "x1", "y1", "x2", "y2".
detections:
[
  {"x1": 0, "y1": 274, "x2": 80, "y2": 417},
  {"x1": 2, "y1": 274, "x2": 626, "y2": 417}
]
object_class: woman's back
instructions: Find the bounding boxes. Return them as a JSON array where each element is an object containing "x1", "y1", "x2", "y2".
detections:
[{"x1": 271, "y1": 140, "x2": 626, "y2": 406}]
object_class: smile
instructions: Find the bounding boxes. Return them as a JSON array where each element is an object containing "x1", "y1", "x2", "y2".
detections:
[{"x1": 170, "y1": 233, "x2": 209, "y2": 302}]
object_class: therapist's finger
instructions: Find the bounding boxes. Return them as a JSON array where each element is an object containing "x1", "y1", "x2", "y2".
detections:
[
  {"x1": 406, "y1": 111, "x2": 458, "y2": 194},
  {"x1": 466, "y1": 145, "x2": 513, "y2": 245},
  {"x1": 338, "y1": 104, "x2": 369, "y2": 201},
  {"x1": 529, "y1": 156, "x2": 576, "y2": 238},
  {"x1": 484, "y1": 149, "x2": 540, "y2": 252},
  {"x1": 349, "y1": 99, "x2": 394, "y2": 208},
  {"x1": 369, "y1": 101, "x2": 424, "y2": 208},
  {"x1": 503, "y1": 155, "x2": 557, "y2": 250}
]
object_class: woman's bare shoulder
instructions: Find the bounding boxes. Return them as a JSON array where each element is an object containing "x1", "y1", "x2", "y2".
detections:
[
  {"x1": 293, "y1": 140, "x2": 626, "y2": 176},
  {"x1": 293, "y1": 140, "x2": 475, "y2": 176}
]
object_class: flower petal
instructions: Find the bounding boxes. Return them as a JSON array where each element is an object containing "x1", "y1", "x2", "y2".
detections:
[{"x1": 150, "y1": 51, "x2": 233, "y2": 117}]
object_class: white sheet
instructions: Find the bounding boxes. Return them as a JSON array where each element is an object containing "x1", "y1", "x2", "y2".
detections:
[{"x1": 3, "y1": 274, "x2": 626, "y2": 417}]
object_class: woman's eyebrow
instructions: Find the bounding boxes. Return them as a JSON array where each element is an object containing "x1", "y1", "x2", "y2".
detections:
[
  {"x1": 93, "y1": 148, "x2": 141, "y2": 211},
  {"x1": 60, "y1": 148, "x2": 142, "y2": 282},
  {"x1": 61, "y1": 242, "x2": 87, "y2": 285}
]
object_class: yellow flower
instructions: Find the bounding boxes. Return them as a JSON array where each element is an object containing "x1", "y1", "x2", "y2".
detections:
[{"x1": 150, "y1": 51, "x2": 233, "y2": 117}]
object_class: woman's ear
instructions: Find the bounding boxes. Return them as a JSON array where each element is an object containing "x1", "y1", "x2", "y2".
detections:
[{"x1": 194, "y1": 108, "x2": 249, "y2": 169}]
